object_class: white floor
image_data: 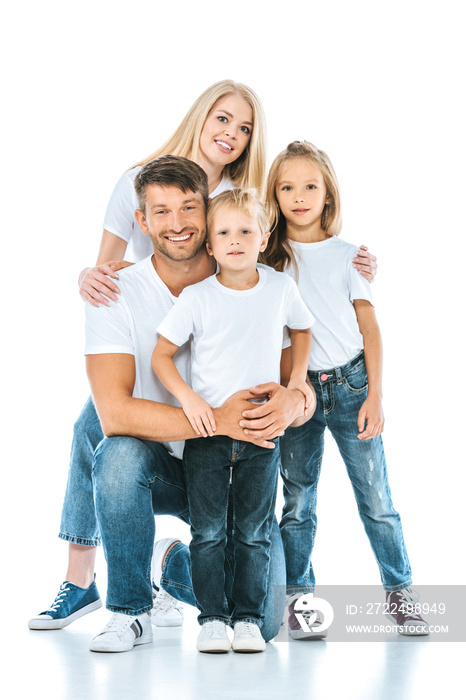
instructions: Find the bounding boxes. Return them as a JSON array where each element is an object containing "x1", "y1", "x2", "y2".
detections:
[{"x1": 15, "y1": 602, "x2": 463, "y2": 700}]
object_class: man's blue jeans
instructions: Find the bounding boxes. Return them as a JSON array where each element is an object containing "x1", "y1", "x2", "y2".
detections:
[
  {"x1": 184, "y1": 436, "x2": 280, "y2": 628},
  {"x1": 59, "y1": 404, "x2": 285, "y2": 641},
  {"x1": 280, "y1": 351, "x2": 412, "y2": 594}
]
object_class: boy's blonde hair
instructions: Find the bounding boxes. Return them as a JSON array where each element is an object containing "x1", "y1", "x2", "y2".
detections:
[
  {"x1": 133, "y1": 80, "x2": 267, "y2": 192},
  {"x1": 207, "y1": 188, "x2": 270, "y2": 238},
  {"x1": 260, "y1": 141, "x2": 342, "y2": 274}
]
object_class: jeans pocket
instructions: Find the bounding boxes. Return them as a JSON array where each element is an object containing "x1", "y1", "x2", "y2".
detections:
[{"x1": 342, "y1": 364, "x2": 368, "y2": 393}]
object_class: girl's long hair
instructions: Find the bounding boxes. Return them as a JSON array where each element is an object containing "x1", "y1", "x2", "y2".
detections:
[
  {"x1": 132, "y1": 80, "x2": 267, "y2": 192},
  {"x1": 260, "y1": 141, "x2": 342, "y2": 274}
]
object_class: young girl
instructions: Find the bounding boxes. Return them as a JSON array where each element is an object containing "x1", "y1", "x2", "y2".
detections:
[
  {"x1": 152, "y1": 189, "x2": 314, "y2": 652},
  {"x1": 262, "y1": 140, "x2": 428, "y2": 637}
]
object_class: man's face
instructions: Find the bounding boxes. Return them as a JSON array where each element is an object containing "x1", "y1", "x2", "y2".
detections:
[{"x1": 137, "y1": 184, "x2": 207, "y2": 262}]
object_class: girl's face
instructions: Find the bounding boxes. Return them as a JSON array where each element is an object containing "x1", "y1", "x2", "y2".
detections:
[
  {"x1": 198, "y1": 94, "x2": 253, "y2": 171},
  {"x1": 275, "y1": 158, "x2": 329, "y2": 232}
]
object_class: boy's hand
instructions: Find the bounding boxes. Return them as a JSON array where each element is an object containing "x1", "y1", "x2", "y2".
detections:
[
  {"x1": 357, "y1": 395, "x2": 384, "y2": 440},
  {"x1": 287, "y1": 377, "x2": 316, "y2": 417},
  {"x1": 182, "y1": 396, "x2": 216, "y2": 438}
]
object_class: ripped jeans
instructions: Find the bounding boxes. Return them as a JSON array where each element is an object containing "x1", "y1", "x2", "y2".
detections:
[{"x1": 279, "y1": 351, "x2": 412, "y2": 594}]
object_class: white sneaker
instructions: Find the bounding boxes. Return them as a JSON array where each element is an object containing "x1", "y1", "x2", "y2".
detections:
[
  {"x1": 151, "y1": 537, "x2": 184, "y2": 627},
  {"x1": 89, "y1": 612, "x2": 153, "y2": 653},
  {"x1": 232, "y1": 621, "x2": 266, "y2": 653},
  {"x1": 196, "y1": 621, "x2": 231, "y2": 653},
  {"x1": 151, "y1": 586, "x2": 184, "y2": 627}
]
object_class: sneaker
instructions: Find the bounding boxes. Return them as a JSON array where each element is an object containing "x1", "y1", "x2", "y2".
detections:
[
  {"x1": 232, "y1": 621, "x2": 266, "y2": 653},
  {"x1": 385, "y1": 587, "x2": 429, "y2": 636},
  {"x1": 151, "y1": 537, "x2": 184, "y2": 627},
  {"x1": 151, "y1": 585, "x2": 184, "y2": 627},
  {"x1": 28, "y1": 579, "x2": 102, "y2": 630},
  {"x1": 287, "y1": 595, "x2": 327, "y2": 640},
  {"x1": 89, "y1": 612, "x2": 153, "y2": 653},
  {"x1": 196, "y1": 620, "x2": 231, "y2": 653}
]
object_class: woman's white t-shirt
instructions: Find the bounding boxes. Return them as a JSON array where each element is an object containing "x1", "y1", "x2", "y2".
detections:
[{"x1": 103, "y1": 166, "x2": 234, "y2": 262}]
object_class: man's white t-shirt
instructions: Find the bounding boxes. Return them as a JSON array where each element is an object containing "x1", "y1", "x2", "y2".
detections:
[
  {"x1": 103, "y1": 166, "x2": 234, "y2": 262},
  {"x1": 84, "y1": 256, "x2": 190, "y2": 460},
  {"x1": 284, "y1": 236, "x2": 373, "y2": 370},
  {"x1": 157, "y1": 265, "x2": 315, "y2": 408}
]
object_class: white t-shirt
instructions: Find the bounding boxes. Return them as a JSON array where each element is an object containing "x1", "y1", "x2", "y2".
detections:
[
  {"x1": 157, "y1": 265, "x2": 315, "y2": 408},
  {"x1": 103, "y1": 166, "x2": 234, "y2": 262},
  {"x1": 84, "y1": 256, "x2": 191, "y2": 460},
  {"x1": 284, "y1": 236, "x2": 373, "y2": 371}
]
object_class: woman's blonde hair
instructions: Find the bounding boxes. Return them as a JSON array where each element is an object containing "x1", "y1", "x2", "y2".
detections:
[
  {"x1": 260, "y1": 141, "x2": 342, "y2": 274},
  {"x1": 133, "y1": 80, "x2": 267, "y2": 192}
]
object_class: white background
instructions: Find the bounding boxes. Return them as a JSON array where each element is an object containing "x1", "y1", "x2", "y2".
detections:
[{"x1": 1, "y1": 0, "x2": 464, "y2": 613}]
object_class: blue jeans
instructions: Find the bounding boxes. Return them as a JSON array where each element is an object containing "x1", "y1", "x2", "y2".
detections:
[
  {"x1": 280, "y1": 351, "x2": 412, "y2": 594},
  {"x1": 184, "y1": 436, "x2": 280, "y2": 628},
  {"x1": 92, "y1": 434, "x2": 285, "y2": 641}
]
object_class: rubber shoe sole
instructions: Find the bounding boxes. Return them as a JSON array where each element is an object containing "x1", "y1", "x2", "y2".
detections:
[{"x1": 28, "y1": 599, "x2": 102, "y2": 630}]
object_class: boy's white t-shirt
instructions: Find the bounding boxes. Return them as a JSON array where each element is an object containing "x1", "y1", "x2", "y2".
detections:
[
  {"x1": 103, "y1": 166, "x2": 234, "y2": 262},
  {"x1": 84, "y1": 256, "x2": 190, "y2": 460},
  {"x1": 284, "y1": 236, "x2": 373, "y2": 371},
  {"x1": 157, "y1": 265, "x2": 315, "y2": 408}
]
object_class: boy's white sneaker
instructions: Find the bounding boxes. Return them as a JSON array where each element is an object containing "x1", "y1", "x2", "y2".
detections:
[
  {"x1": 196, "y1": 621, "x2": 231, "y2": 653},
  {"x1": 232, "y1": 621, "x2": 266, "y2": 653},
  {"x1": 89, "y1": 612, "x2": 153, "y2": 653}
]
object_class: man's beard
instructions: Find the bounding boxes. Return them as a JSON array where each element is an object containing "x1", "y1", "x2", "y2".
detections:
[{"x1": 149, "y1": 225, "x2": 207, "y2": 262}]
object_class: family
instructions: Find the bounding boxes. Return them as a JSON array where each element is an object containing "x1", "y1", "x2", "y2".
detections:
[{"x1": 28, "y1": 80, "x2": 428, "y2": 653}]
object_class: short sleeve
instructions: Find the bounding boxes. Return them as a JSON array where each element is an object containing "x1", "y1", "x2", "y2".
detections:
[
  {"x1": 103, "y1": 168, "x2": 141, "y2": 243},
  {"x1": 85, "y1": 298, "x2": 135, "y2": 355},
  {"x1": 157, "y1": 296, "x2": 195, "y2": 348},
  {"x1": 347, "y1": 257, "x2": 373, "y2": 305},
  {"x1": 286, "y1": 279, "x2": 315, "y2": 329}
]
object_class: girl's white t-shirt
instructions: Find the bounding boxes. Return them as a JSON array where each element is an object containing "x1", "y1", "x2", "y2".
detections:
[
  {"x1": 284, "y1": 236, "x2": 373, "y2": 371},
  {"x1": 103, "y1": 166, "x2": 234, "y2": 262},
  {"x1": 157, "y1": 265, "x2": 315, "y2": 408}
]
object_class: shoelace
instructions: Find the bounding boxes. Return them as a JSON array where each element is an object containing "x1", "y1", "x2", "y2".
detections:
[
  {"x1": 390, "y1": 588, "x2": 424, "y2": 621},
  {"x1": 204, "y1": 621, "x2": 228, "y2": 638},
  {"x1": 46, "y1": 583, "x2": 71, "y2": 612},
  {"x1": 236, "y1": 622, "x2": 259, "y2": 638},
  {"x1": 100, "y1": 613, "x2": 134, "y2": 635},
  {"x1": 153, "y1": 588, "x2": 182, "y2": 613}
]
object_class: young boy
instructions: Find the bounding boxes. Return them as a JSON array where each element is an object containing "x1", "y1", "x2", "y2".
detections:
[{"x1": 152, "y1": 188, "x2": 314, "y2": 653}]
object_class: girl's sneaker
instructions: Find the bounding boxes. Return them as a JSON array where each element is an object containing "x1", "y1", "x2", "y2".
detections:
[
  {"x1": 232, "y1": 621, "x2": 266, "y2": 652},
  {"x1": 90, "y1": 612, "x2": 153, "y2": 652},
  {"x1": 28, "y1": 579, "x2": 102, "y2": 630},
  {"x1": 151, "y1": 585, "x2": 184, "y2": 627},
  {"x1": 196, "y1": 620, "x2": 231, "y2": 653},
  {"x1": 385, "y1": 587, "x2": 429, "y2": 635}
]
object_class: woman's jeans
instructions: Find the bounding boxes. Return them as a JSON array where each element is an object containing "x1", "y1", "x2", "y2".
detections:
[
  {"x1": 58, "y1": 398, "x2": 285, "y2": 640},
  {"x1": 184, "y1": 436, "x2": 280, "y2": 628},
  {"x1": 280, "y1": 351, "x2": 412, "y2": 594}
]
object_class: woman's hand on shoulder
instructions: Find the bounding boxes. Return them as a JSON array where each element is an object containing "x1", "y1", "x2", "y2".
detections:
[
  {"x1": 352, "y1": 245, "x2": 378, "y2": 282},
  {"x1": 79, "y1": 262, "x2": 128, "y2": 307}
]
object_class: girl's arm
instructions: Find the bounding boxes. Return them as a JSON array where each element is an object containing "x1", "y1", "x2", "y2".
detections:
[
  {"x1": 79, "y1": 230, "x2": 134, "y2": 308},
  {"x1": 152, "y1": 335, "x2": 216, "y2": 438},
  {"x1": 353, "y1": 299, "x2": 384, "y2": 439},
  {"x1": 285, "y1": 328, "x2": 316, "y2": 420}
]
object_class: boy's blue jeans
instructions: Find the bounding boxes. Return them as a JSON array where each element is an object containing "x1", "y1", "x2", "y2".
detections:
[
  {"x1": 58, "y1": 399, "x2": 285, "y2": 641},
  {"x1": 184, "y1": 436, "x2": 280, "y2": 628},
  {"x1": 280, "y1": 351, "x2": 412, "y2": 594}
]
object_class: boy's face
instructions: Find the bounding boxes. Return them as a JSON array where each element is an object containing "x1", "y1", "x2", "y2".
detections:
[{"x1": 206, "y1": 207, "x2": 270, "y2": 273}]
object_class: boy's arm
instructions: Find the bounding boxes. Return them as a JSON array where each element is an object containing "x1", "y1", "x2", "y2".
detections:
[
  {"x1": 152, "y1": 336, "x2": 216, "y2": 437},
  {"x1": 353, "y1": 299, "x2": 384, "y2": 439}
]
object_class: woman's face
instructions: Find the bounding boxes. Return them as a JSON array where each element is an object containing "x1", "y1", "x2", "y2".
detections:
[{"x1": 198, "y1": 94, "x2": 253, "y2": 172}]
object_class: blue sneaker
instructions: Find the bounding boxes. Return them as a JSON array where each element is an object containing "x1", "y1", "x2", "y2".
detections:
[{"x1": 28, "y1": 579, "x2": 102, "y2": 629}]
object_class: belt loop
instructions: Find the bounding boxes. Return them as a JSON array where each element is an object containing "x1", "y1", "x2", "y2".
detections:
[{"x1": 335, "y1": 366, "x2": 343, "y2": 385}]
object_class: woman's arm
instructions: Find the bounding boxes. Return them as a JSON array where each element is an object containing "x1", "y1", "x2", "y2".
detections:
[
  {"x1": 79, "y1": 230, "x2": 132, "y2": 307},
  {"x1": 152, "y1": 335, "x2": 216, "y2": 437},
  {"x1": 353, "y1": 299, "x2": 384, "y2": 439},
  {"x1": 353, "y1": 246, "x2": 378, "y2": 282}
]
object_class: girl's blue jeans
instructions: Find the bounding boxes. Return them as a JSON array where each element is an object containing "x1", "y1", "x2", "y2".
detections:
[
  {"x1": 184, "y1": 435, "x2": 280, "y2": 628},
  {"x1": 58, "y1": 398, "x2": 285, "y2": 641},
  {"x1": 279, "y1": 351, "x2": 412, "y2": 594}
]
